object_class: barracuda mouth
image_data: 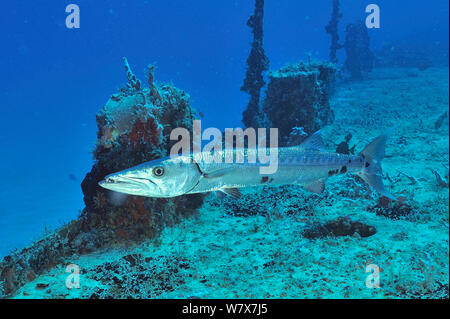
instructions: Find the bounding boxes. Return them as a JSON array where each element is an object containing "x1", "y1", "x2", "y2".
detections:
[{"x1": 98, "y1": 175, "x2": 156, "y2": 195}]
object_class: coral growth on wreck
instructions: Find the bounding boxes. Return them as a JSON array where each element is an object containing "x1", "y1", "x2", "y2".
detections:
[
  {"x1": 325, "y1": 0, "x2": 343, "y2": 64},
  {"x1": 83, "y1": 58, "x2": 204, "y2": 246},
  {"x1": 241, "y1": 0, "x2": 269, "y2": 129},
  {"x1": 0, "y1": 59, "x2": 204, "y2": 297},
  {"x1": 83, "y1": 59, "x2": 205, "y2": 246},
  {"x1": 343, "y1": 21, "x2": 374, "y2": 79},
  {"x1": 262, "y1": 61, "x2": 336, "y2": 145}
]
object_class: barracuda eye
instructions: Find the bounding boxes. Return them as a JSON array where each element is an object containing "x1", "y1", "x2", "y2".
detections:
[{"x1": 152, "y1": 166, "x2": 165, "y2": 177}]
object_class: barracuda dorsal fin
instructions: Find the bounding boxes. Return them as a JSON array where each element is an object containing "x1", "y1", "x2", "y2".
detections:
[
  {"x1": 299, "y1": 130, "x2": 326, "y2": 151},
  {"x1": 304, "y1": 179, "x2": 326, "y2": 194},
  {"x1": 220, "y1": 188, "x2": 242, "y2": 199}
]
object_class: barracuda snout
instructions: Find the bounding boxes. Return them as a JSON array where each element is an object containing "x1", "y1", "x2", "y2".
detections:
[
  {"x1": 99, "y1": 171, "x2": 158, "y2": 197},
  {"x1": 98, "y1": 156, "x2": 202, "y2": 198}
]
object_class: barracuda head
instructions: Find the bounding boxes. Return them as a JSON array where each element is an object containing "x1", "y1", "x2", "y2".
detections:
[{"x1": 98, "y1": 156, "x2": 202, "y2": 198}]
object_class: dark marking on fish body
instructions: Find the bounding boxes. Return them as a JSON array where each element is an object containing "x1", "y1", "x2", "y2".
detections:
[
  {"x1": 261, "y1": 176, "x2": 269, "y2": 183},
  {"x1": 365, "y1": 162, "x2": 370, "y2": 168},
  {"x1": 340, "y1": 165, "x2": 347, "y2": 173}
]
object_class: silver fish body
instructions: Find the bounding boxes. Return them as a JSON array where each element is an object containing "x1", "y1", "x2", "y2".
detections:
[
  {"x1": 187, "y1": 147, "x2": 364, "y2": 193},
  {"x1": 99, "y1": 132, "x2": 395, "y2": 199}
]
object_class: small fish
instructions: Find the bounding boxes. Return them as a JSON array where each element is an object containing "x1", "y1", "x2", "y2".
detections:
[{"x1": 99, "y1": 131, "x2": 395, "y2": 200}]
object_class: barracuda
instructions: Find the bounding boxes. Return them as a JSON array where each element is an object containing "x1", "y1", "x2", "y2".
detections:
[{"x1": 99, "y1": 131, "x2": 396, "y2": 200}]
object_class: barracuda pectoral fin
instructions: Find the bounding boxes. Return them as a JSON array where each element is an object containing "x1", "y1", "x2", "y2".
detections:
[
  {"x1": 219, "y1": 187, "x2": 242, "y2": 199},
  {"x1": 303, "y1": 179, "x2": 326, "y2": 194},
  {"x1": 203, "y1": 167, "x2": 234, "y2": 179}
]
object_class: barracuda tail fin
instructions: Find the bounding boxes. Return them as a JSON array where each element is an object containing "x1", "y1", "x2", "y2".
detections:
[{"x1": 358, "y1": 135, "x2": 396, "y2": 200}]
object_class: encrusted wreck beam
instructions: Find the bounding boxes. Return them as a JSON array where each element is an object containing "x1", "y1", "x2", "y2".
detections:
[
  {"x1": 122, "y1": 57, "x2": 141, "y2": 91},
  {"x1": 325, "y1": 0, "x2": 343, "y2": 64},
  {"x1": 343, "y1": 21, "x2": 374, "y2": 79},
  {"x1": 241, "y1": 0, "x2": 269, "y2": 128}
]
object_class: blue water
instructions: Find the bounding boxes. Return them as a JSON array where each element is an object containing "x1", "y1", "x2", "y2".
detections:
[{"x1": 0, "y1": 1, "x2": 448, "y2": 257}]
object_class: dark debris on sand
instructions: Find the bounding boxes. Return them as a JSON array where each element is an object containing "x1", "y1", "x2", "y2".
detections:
[
  {"x1": 86, "y1": 253, "x2": 190, "y2": 299},
  {"x1": 367, "y1": 196, "x2": 431, "y2": 222},
  {"x1": 209, "y1": 185, "x2": 326, "y2": 218},
  {"x1": 302, "y1": 216, "x2": 376, "y2": 239}
]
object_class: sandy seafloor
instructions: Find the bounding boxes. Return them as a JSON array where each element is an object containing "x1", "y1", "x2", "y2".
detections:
[{"x1": 11, "y1": 67, "x2": 449, "y2": 299}]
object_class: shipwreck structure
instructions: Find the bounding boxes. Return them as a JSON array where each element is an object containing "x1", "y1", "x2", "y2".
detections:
[
  {"x1": 0, "y1": 59, "x2": 204, "y2": 297},
  {"x1": 325, "y1": 0, "x2": 343, "y2": 64},
  {"x1": 262, "y1": 62, "x2": 336, "y2": 146},
  {"x1": 81, "y1": 58, "x2": 204, "y2": 245},
  {"x1": 343, "y1": 21, "x2": 374, "y2": 79},
  {"x1": 241, "y1": 0, "x2": 269, "y2": 129}
]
